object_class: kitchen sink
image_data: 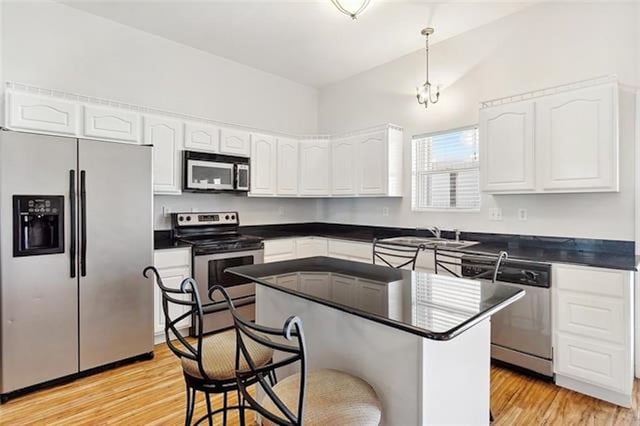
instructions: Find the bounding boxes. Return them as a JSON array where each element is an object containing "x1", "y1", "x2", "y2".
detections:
[{"x1": 380, "y1": 236, "x2": 479, "y2": 250}]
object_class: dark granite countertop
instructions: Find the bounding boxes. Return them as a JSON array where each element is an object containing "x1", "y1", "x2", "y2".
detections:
[
  {"x1": 155, "y1": 223, "x2": 637, "y2": 271},
  {"x1": 227, "y1": 256, "x2": 524, "y2": 341},
  {"x1": 154, "y1": 230, "x2": 192, "y2": 250}
]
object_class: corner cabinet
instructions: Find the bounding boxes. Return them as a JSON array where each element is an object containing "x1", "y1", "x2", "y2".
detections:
[
  {"x1": 480, "y1": 80, "x2": 619, "y2": 194},
  {"x1": 144, "y1": 115, "x2": 183, "y2": 195},
  {"x1": 250, "y1": 133, "x2": 277, "y2": 196},
  {"x1": 299, "y1": 139, "x2": 331, "y2": 196},
  {"x1": 553, "y1": 263, "x2": 634, "y2": 407}
]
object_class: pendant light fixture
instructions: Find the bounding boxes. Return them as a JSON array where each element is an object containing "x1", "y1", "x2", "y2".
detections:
[
  {"x1": 330, "y1": 0, "x2": 372, "y2": 20},
  {"x1": 416, "y1": 27, "x2": 440, "y2": 109}
]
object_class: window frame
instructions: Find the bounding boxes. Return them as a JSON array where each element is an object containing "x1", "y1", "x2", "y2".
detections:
[{"x1": 411, "y1": 124, "x2": 481, "y2": 213}]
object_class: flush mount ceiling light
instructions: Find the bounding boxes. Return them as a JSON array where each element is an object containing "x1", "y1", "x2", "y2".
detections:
[
  {"x1": 330, "y1": 0, "x2": 372, "y2": 20},
  {"x1": 416, "y1": 27, "x2": 440, "y2": 109}
]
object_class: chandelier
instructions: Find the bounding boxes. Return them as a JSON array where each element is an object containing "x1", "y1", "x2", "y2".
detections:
[
  {"x1": 330, "y1": 0, "x2": 372, "y2": 20},
  {"x1": 416, "y1": 27, "x2": 440, "y2": 109}
]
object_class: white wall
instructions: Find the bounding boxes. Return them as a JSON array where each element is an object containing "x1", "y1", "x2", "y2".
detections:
[
  {"x1": 318, "y1": 2, "x2": 639, "y2": 241},
  {"x1": 2, "y1": 0, "x2": 321, "y2": 229}
]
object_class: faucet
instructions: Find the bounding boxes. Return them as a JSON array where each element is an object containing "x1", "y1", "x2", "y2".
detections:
[{"x1": 428, "y1": 226, "x2": 441, "y2": 239}]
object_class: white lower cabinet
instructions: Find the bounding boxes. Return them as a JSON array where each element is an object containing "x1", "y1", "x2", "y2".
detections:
[
  {"x1": 327, "y1": 239, "x2": 372, "y2": 263},
  {"x1": 153, "y1": 248, "x2": 192, "y2": 343},
  {"x1": 295, "y1": 237, "x2": 328, "y2": 258},
  {"x1": 263, "y1": 238, "x2": 297, "y2": 263},
  {"x1": 553, "y1": 263, "x2": 634, "y2": 407}
]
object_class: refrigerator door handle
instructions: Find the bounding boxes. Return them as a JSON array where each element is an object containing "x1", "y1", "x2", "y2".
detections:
[
  {"x1": 80, "y1": 170, "x2": 87, "y2": 277},
  {"x1": 69, "y1": 169, "x2": 77, "y2": 278}
]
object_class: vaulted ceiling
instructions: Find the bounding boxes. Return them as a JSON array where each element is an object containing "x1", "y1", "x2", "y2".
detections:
[{"x1": 60, "y1": 0, "x2": 532, "y2": 87}]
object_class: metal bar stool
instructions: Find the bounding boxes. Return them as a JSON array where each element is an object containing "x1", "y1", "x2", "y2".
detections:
[
  {"x1": 372, "y1": 238, "x2": 425, "y2": 270},
  {"x1": 143, "y1": 267, "x2": 274, "y2": 426},
  {"x1": 210, "y1": 285, "x2": 383, "y2": 426}
]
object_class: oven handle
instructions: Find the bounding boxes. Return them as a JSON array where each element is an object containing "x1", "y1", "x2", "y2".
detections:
[{"x1": 202, "y1": 294, "x2": 255, "y2": 314}]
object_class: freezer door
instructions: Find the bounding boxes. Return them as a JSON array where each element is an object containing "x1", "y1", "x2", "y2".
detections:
[
  {"x1": 0, "y1": 131, "x2": 79, "y2": 393},
  {"x1": 78, "y1": 139, "x2": 153, "y2": 371}
]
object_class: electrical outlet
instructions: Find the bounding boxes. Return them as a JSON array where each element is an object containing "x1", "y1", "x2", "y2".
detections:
[
  {"x1": 382, "y1": 207, "x2": 389, "y2": 217},
  {"x1": 518, "y1": 208, "x2": 528, "y2": 221},
  {"x1": 489, "y1": 208, "x2": 503, "y2": 221}
]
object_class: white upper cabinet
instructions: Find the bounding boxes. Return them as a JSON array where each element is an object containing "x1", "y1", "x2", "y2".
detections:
[
  {"x1": 357, "y1": 131, "x2": 387, "y2": 195},
  {"x1": 82, "y1": 105, "x2": 141, "y2": 144},
  {"x1": 331, "y1": 136, "x2": 357, "y2": 195},
  {"x1": 537, "y1": 84, "x2": 618, "y2": 192},
  {"x1": 276, "y1": 137, "x2": 299, "y2": 195},
  {"x1": 6, "y1": 91, "x2": 78, "y2": 136},
  {"x1": 480, "y1": 101, "x2": 535, "y2": 192},
  {"x1": 299, "y1": 139, "x2": 331, "y2": 196},
  {"x1": 480, "y1": 80, "x2": 619, "y2": 194},
  {"x1": 184, "y1": 122, "x2": 219, "y2": 153},
  {"x1": 250, "y1": 133, "x2": 277, "y2": 195},
  {"x1": 220, "y1": 127, "x2": 250, "y2": 157},
  {"x1": 145, "y1": 115, "x2": 183, "y2": 194}
]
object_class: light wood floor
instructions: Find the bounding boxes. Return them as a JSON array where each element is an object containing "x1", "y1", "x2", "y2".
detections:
[{"x1": 1, "y1": 342, "x2": 639, "y2": 425}]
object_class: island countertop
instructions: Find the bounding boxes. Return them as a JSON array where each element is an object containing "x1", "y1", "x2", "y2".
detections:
[{"x1": 226, "y1": 256, "x2": 524, "y2": 341}]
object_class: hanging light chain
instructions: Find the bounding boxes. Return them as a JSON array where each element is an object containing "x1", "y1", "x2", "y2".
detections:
[{"x1": 416, "y1": 27, "x2": 440, "y2": 109}]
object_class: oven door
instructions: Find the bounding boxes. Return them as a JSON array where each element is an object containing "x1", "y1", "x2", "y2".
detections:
[
  {"x1": 192, "y1": 249, "x2": 264, "y2": 335},
  {"x1": 185, "y1": 159, "x2": 235, "y2": 191}
]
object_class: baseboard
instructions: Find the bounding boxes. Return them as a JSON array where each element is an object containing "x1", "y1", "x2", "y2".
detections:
[{"x1": 555, "y1": 374, "x2": 632, "y2": 408}]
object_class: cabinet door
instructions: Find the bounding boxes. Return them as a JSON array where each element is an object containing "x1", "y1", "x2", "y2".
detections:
[
  {"x1": 184, "y1": 122, "x2": 219, "y2": 152},
  {"x1": 277, "y1": 138, "x2": 299, "y2": 195},
  {"x1": 145, "y1": 115, "x2": 183, "y2": 194},
  {"x1": 154, "y1": 266, "x2": 191, "y2": 335},
  {"x1": 327, "y1": 239, "x2": 372, "y2": 263},
  {"x1": 299, "y1": 273, "x2": 331, "y2": 299},
  {"x1": 331, "y1": 274, "x2": 358, "y2": 306},
  {"x1": 479, "y1": 102, "x2": 535, "y2": 192},
  {"x1": 264, "y1": 239, "x2": 297, "y2": 263},
  {"x1": 82, "y1": 105, "x2": 141, "y2": 143},
  {"x1": 537, "y1": 84, "x2": 618, "y2": 192},
  {"x1": 331, "y1": 136, "x2": 357, "y2": 195},
  {"x1": 357, "y1": 131, "x2": 387, "y2": 195},
  {"x1": 295, "y1": 237, "x2": 328, "y2": 258},
  {"x1": 276, "y1": 273, "x2": 299, "y2": 291},
  {"x1": 250, "y1": 134, "x2": 277, "y2": 195},
  {"x1": 358, "y1": 279, "x2": 387, "y2": 315},
  {"x1": 299, "y1": 139, "x2": 330, "y2": 196},
  {"x1": 220, "y1": 128, "x2": 250, "y2": 157},
  {"x1": 7, "y1": 91, "x2": 78, "y2": 136}
]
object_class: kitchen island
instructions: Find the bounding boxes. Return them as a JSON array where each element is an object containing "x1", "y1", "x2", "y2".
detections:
[{"x1": 227, "y1": 257, "x2": 524, "y2": 425}]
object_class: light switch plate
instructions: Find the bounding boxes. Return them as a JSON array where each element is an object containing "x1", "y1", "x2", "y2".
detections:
[
  {"x1": 382, "y1": 207, "x2": 389, "y2": 217},
  {"x1": 518, "y1": 208, "x2": 528, "y2": 221}
]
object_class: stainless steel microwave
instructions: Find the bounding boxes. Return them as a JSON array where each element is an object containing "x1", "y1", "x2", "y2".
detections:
[{"x1": 183, "y1": 151, "x2": 250, "y2": 193}]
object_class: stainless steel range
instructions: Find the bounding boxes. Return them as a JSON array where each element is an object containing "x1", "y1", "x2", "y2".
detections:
[{"x1": 172, "y1": 211, "x2": 263, "y2": 335}]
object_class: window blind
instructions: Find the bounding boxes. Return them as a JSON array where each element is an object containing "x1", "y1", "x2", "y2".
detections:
[{"x1": 412, "y1": 127, "x2": 480, "y2": 210}]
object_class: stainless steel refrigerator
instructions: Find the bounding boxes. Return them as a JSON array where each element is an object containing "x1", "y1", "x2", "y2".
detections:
[{"x1": 0, "y1": 130, "x2": 154, "y2": 399}]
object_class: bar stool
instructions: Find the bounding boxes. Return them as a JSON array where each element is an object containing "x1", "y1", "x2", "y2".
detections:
[
  {"x1": 210, "y1": 285, "x2": 383, "y2": 426},
  {"x1": 372, "y1": 237, "x2": 425, "y2": 270},
  {"x1": 143, "y1": 267, "x2": 274, "y2": 426}
]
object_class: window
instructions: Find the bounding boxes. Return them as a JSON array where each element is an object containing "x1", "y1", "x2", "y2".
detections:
[{"x1": 412, "y1": 126, "x2": 480, "y2": 211}]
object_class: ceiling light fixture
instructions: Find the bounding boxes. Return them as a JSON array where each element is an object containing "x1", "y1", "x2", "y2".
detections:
[
  {"x1": 330, "y1": 0, "x2": 372, "y2": 20},
  {"x1": 416, "y1": 27, "x2": 440, "y2": 109}
]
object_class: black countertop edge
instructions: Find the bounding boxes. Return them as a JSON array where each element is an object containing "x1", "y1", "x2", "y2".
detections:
[
  {"x1": 154, "y1": 224, "x2": 638, "y2": 271},
  {"x1": 227, "y1": 258, "x2": 525, "y2": 341}
]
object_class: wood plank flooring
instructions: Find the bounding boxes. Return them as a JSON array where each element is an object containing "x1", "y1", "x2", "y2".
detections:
[{"x1": 1, "y1": 342, "x2": 639, "y2": 425}]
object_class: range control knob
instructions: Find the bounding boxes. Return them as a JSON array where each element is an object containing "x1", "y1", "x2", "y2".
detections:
[
  {"x1": 186, "y1": 216, "x2": 191, "y2": 222},
  {"x1": 225, "y1": 215, "x2": 230, "y2": 220},
  {"x1": 231, "y1": 214, "x2": 236, "y2": 220},
  {"x1": 178, "y1": 216, "x2": 184, "y2": 222}
]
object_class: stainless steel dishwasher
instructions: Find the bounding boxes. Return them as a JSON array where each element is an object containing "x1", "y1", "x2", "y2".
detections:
[{"x1": 462, "y1": 256, "x2": 553, "y2": 378}]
